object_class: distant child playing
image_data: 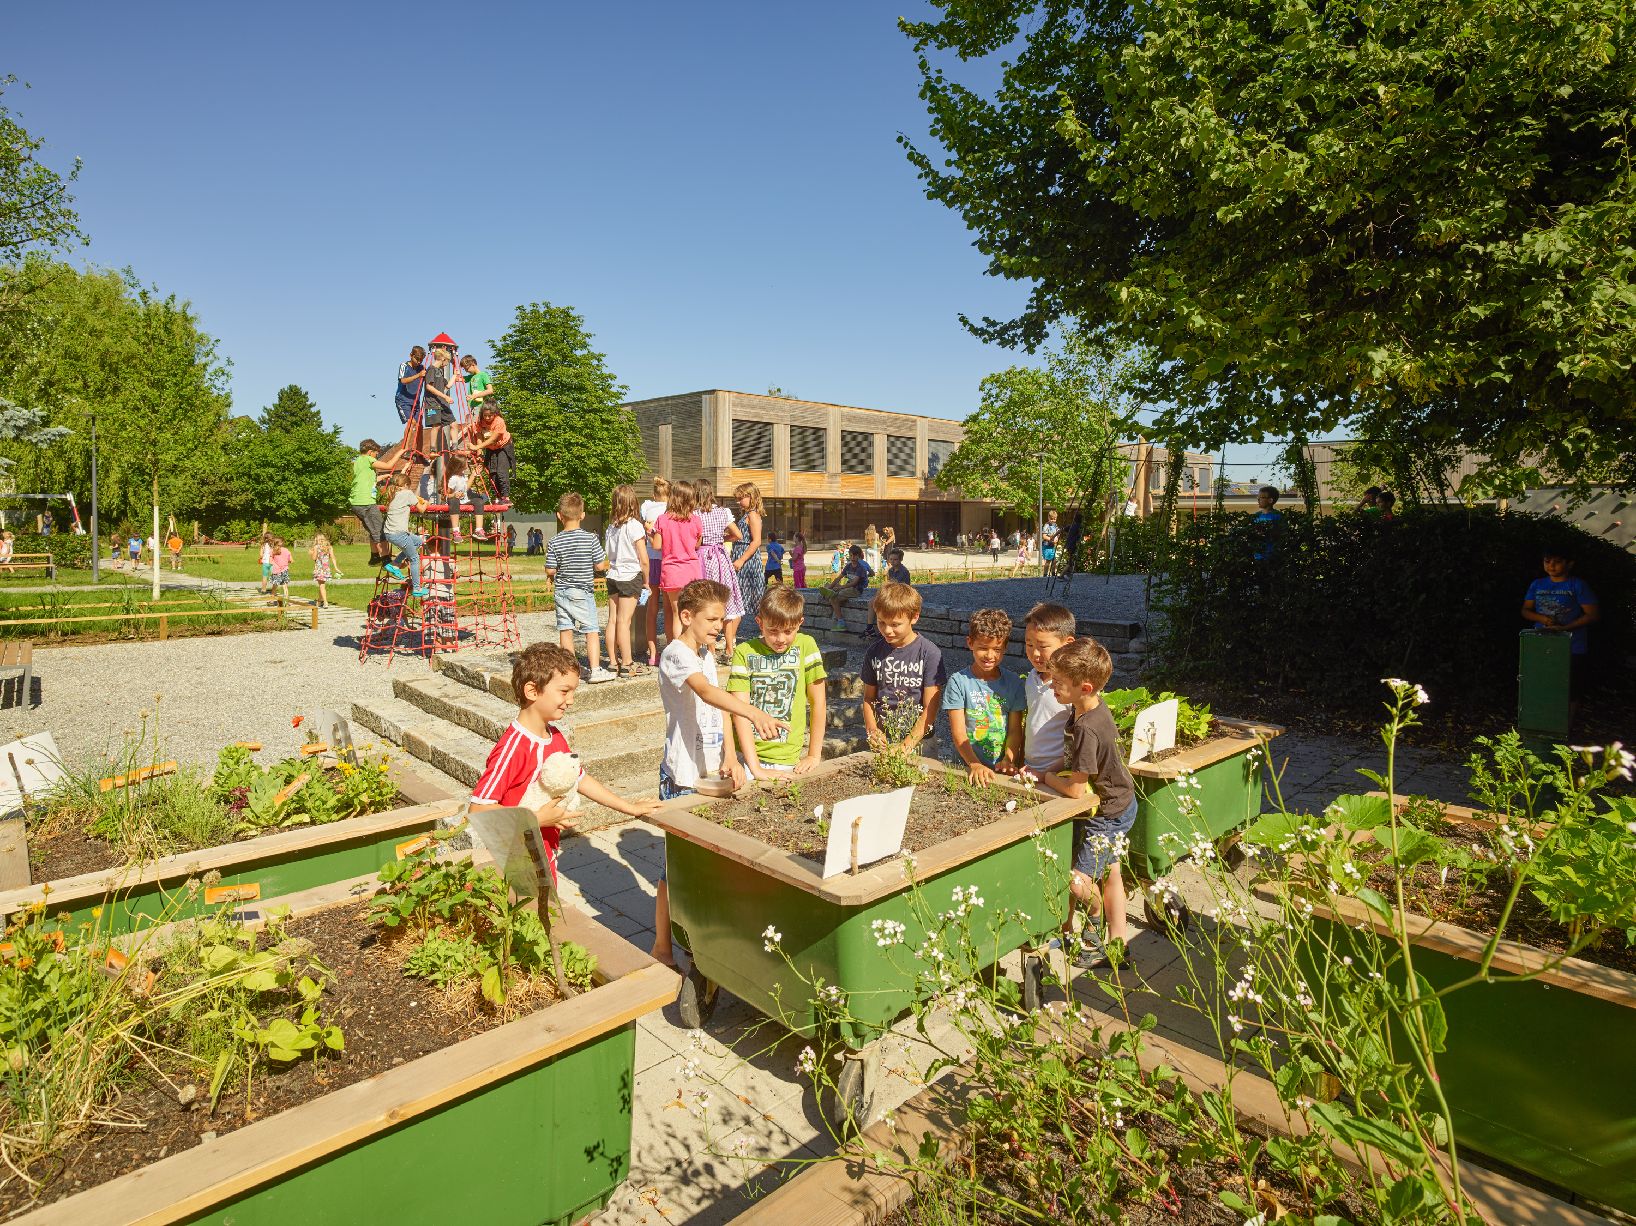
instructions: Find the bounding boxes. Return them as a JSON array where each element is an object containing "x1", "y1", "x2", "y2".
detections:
[
  {"x1": 258, "y1": 533, "x2": 272, "y2": 593},
  {"x1": 885, "y1": 548, "x2": 911, "y2": 585},
  {"x1": 268, "y1": 537, "x2": 293, "y2": 600},
  {"x1": 650, "y1": 480, "x2": 703, "y2": 657},
  {"x1": 309, "y1": 532, "x2": 341, "y2": 608},
  {"x1": 1523, "y1": 547, "x2": 1600, "y2": 704},
  {"x1": 727, "y1": 585, "x2": 827, "y2": 780},
  {"x1": 471, "y1": 643, "x2": 660, "y2": 879},
  {"x1": 825, "y1": 544, "x2": 873, "y2": 618},
  {"x1": 791, "y1": 533, "x2": 807, "y2": 588},
  {"x1": 604, "y1": 483, "x2": 651, "y2": 677},
  {"x1": 764, "y1": 533, "x2": 786, "y2": 584},
  {"x1": 943, "y1": 608, "x2": 1025, "y2": 784},
  {"x1": 1036, "y1": 638, "x2": 1137, "y2": 969},
  {"x1": 861, "y1": 581, "x2": 946, "y2": 750},
  {"x1": 167, "y1": 531, "x2": 184, "y2": 571},
  {"x1": 381, "y1": 470, "x2": 431, "y2": 598},
  {"x1": 653, "y1": 579, "x2": 787, "y2": 966},
  {"x1": 640, "y1": 477, "x2": 671, "y2": 664},
  {"x1": 1252, "y1": 486, "x2": 1284, "y2": 561},
  {"x1": 546, "y1": 492, "x2": 614, "y2": 683}
]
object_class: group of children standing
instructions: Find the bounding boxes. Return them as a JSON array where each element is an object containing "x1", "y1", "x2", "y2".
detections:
[{"x1": 474, "y1": 564, "x2": 1138, "y2": 972}]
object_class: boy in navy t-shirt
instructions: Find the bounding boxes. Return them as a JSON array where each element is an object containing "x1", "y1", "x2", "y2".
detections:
[{"x1": 1523, "y1": 548, "x2": 1600, "y2": 695}]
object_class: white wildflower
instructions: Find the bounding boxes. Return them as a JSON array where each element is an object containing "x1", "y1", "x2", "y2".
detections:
[
  {"x1": 796, "y1": 1046, "x2": 818, "y2": 1076},
  {"x1": 871, "y1": 918, "x2": 907, "y2": 947},
  {"x1": 761, "y1": 924, "x2": 782, "y2": 953}
]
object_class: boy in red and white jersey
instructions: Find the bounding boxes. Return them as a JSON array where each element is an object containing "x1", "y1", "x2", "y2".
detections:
[{"x1": 470, "y1": 643, "x2": 659, "y2": 873}]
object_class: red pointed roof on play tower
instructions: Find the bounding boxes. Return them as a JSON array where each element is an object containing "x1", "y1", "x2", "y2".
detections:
[{"x1": 429, "y1": 332, "x2": 456, "y2": 346}]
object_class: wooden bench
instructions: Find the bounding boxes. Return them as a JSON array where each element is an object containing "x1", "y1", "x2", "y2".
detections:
[
  {"x1": 0, "y1": 642, "x2": 33, "y2": 708},
  {"x1": 0, "y1": 553, "x2": 55, "y2": 578}
]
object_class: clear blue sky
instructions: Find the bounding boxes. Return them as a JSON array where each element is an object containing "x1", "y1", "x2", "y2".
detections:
[{"x1": 11, "y1": 2, "x2": 1281, "y2": 480}]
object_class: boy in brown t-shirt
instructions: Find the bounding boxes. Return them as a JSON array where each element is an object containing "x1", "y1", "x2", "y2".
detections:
[{"x1": 1036, "y1": 638, "x2": 1137, "y2": 969}]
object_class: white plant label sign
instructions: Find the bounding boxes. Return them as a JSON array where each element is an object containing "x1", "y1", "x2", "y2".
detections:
[
  {"x1": 308, "y1": 709, "x2": 359, "y2": 766},
  {"x1": 467, "y1": 804, "x2": 554, "y2": 901},
  {"x1": 0, "y1": 732, "x2": 63, "y2": 817},
  {"x1": 1129, "y1": 699, "x2": 1178, "y2": 765},
  {"x1": 821, "y1": 785, "x2": 914, "y2": 879}
]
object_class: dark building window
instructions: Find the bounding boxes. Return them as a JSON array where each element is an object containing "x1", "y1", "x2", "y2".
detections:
[
  {"x1": 927, "y1": 438, "x2": 956, "y2": 479},
  {"x1": 790, "y1": 424, "x2": 827, "y2": 472},
  {"x1": 840, "y1": 430, "x2": 874, "y2": 475},
  {"x1": 732, "y1": 419, "x2": 773, "y2": 470},
  {"x1": 886, "y1": 435, "x2": 917, "y2": 478}
]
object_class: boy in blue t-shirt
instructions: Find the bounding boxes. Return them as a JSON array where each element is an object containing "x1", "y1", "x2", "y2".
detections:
[
  {"x1": 1523, "y1": 549, "x2": 1599, "y2": 695},
  {"x1": 1251, "y1": 486, "x2": 1284, "y2": 561},
  {"x1": 943, "y1": 608, "x2": 1026, "y2": 784}
]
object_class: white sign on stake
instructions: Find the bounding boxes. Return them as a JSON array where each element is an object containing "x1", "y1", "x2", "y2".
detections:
[
  {"x1": 466, "y1": 805, "x2": 554, "y2": 901},
  {"x1": 821, "y1": 786, "x2": 914, "y2": 879},
  {"x1": 0, "y1": 732, "x2": 64, "y2": 817},
  {"x1": 1129, "y1": 698, "x2": 1179, "y2": 766},
  {"x1": 308, "y1": 709, "x2": 359, "y2": 766}
]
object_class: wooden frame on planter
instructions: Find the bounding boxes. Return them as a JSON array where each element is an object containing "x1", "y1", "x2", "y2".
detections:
[
  {"x1": 0, "y1": 760, "x2": 462, "y2": 932},
  {"x1": 12, "y1": 870, "x2": 680, "y2": 1226},
  {"x1": 1253, "y1": 866, "x2": 1636, "y2": 1212},
  {"x1": 733, "y1": 1015, "x2": 1604, "y2": 1226}
]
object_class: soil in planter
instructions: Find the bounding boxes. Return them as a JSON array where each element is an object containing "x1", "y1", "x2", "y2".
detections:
[
  {"x1": 693, "y1": 758, "x2": 1044, "y2": 860},
  {"x1": 1357, "y1": 815, "x2": 1636, "y2": 976},
  {"x1": 24, "y1": 786, "x2": 413, "y2": 884},
  {"x1": 882, "y1": 1110, "x2": 1369, "y2": 1226},
  {"x1": 0, "y1": 900, "x2": 570, "y2": 1215}
]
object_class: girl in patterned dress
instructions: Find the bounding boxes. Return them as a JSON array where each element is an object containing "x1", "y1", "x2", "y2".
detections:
[
  {"x1": 310, "y1": 531, "x2": 340, "y2": 608},
  {"x1": 730, "y1": 481, "x2": 767, "y2": 634},
  {"x1": 695, "y1": 479, "x2": 745, "y2": 657}
]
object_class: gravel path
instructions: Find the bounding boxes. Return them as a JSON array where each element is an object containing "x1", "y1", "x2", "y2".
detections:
[{"x1": 0, "y1": 610, "x2": 570, "y2": 774}]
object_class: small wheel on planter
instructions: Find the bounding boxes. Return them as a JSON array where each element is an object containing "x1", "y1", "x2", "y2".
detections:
[
  {"x1": 677, "y1": 965, "x2": 718, "y2": 1029},
  {"x1": 825, "y1": 1053, "x2": 869, "y2": 1135},
  {"x1": 1156, "y1": 894, "x2": 1193, "y2": 940},
  {"x1": 1021, "y1": 952, "x2": 1047, "y2": 1013}
]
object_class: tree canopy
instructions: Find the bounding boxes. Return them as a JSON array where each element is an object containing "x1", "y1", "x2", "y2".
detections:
[
  {"x1": 488, "y1": 302, "x2": 645, "y2": 515},
  {"x1": 936, "y1": 332, "x2": 1137, "y2": 524},
  {"x1": 0, "y1": 77, "x2": 83, "y2": 263},
  {"x1": 228, "y1": 384, "x2": 353, "y2": 526},
  {"x1": 903, "y1": 0, "x2": 1636, "y2": 481}
]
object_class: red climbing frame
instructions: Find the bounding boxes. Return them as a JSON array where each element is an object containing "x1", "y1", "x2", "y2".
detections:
[{"x1": 359, "y1": 332, "x2": 520, "y2": 662}]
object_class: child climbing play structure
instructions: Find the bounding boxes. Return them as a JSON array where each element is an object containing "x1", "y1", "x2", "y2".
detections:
[{"x1": 359, "y1": 331, "x2": 519, "y2": 661}]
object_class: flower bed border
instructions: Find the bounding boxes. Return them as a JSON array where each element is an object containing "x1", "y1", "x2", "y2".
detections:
[
  {"x1": 732, "y1": 1014, "x2": 1602, "y2": 1226},
  {"x1": 11, "y1": 863, "x2": 680, "y2": 1226},
  {"x1": 0, "y1": 760, "x2": 461, "y2": 930},
  {"x1": 1126, "y1": 716, "x2": 1282, "y2": 781}
]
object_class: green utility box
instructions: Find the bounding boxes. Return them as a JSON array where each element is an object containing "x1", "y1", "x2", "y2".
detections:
[{"x1": 1518, "y1": 629, "x2": 1572, "y2": 746}]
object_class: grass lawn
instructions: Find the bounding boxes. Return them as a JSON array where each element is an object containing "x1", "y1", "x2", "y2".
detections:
[
  {"x1": 0, "y1": 566, "x2": 142, "y2": 588},
  {"x1": 0, "y1": 585, "x2": 309, "y2": 641}
]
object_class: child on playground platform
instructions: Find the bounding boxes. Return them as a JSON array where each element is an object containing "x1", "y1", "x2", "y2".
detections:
[
  {"x1": 471, "y1": 643, "x2": 661, "y2": 879},
  {"x1": 268, "y1": 537, "x2": 293, "y2": 600},
  {"x1": 545, "y1": 492, "x2": 613, "y2": 684},
  {"x1": 444, "y1": 456, "x2": 489, "y2": 542},
  {"x1": 861, "y1": 581, "x2": 946, "y2": 751},
  {"x1": 653, "y1": 579, "x2": 787, "y2": 966},
  {"x1": 727, "y1": 585, "x2": 827, "y2": 780},
  {"x1": 943, "y1": 608, "x2": 1025, "y2": 784},
  {"x1": 1020, "y1": 602, "x2": 1076, "y2": 778},
  {"x1": 381, "y1": 470, "x2": 431, "y2": 598},
  {"x1": 1036, "y1": 638, "x2": 1137, "y2": 969}
]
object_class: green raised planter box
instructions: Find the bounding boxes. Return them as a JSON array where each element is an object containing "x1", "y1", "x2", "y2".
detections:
[
  {"x1": 15, "y1": 878, "x2": 679, "y2": 1226},
  {"x1": 652, "y1": 753, "x2": 1090, "y2": 1050},
  {"x1": 1261, "y1": 887, "x2": 1636, "y2": 1213},
  {"x1": 1, "y1": 782, "x2": 463, "y2": 934},
  {"x1": 1127, "y1": 717, "x2": 1281, "y2": 880}
]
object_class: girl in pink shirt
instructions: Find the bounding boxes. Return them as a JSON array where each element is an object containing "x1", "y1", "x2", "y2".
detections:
[{"x1": 649, "y1": 480, "x2": 703, "y2": 648}]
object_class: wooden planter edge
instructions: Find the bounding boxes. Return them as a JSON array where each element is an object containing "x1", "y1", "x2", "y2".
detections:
[
  {"x1": 647, "y1": 751, "x2": 1090, "y2": 905},
  {"x1": 1128, "y1": 716, "x2": 1283, "y2": 781},
  {"x1": 733, "y1": 1016, "x2": 1601, "y2": 1226},
  {"x1": 0, "y1": 794, "x2": 465, "y2": 918},
  {"x1": 15, "y1": 865, "x2": 678, "y2": 1226}
]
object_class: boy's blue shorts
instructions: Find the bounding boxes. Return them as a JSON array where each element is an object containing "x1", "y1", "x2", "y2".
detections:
[
  {"x1": 1072, "y1": 797, "x2": 1138, "y2": 880},
  {"x1": 656, "y1": 765, "x2": 695, "y2": 883}
]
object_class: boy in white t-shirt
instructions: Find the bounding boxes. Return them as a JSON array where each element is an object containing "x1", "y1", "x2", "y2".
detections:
[
  {"x1": 652, "y1": 578, "x2": 786, "y2": 966},
  {"x1": 1021, "y1": 602, "x2": 1076, "y2": 776}
]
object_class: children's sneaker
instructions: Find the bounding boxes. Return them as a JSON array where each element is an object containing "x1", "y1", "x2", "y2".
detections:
[
  {"x1": 412, "y1": 586, "x2": 430, "y2": 599},
  {"x1": 587, "y1": 668, "x2": 617, "y2": 684},
  {"x1": 472, "y1": 530, "x2": 491, "y2": 541},
  {"x1": 383, "y1": 564, "x2": 406, "y2": 581},
  {"x1": 451, "y1": 530, "x2": 464, "y2": 543}
]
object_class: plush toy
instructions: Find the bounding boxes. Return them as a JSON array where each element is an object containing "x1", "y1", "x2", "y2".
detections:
[{"x1": 535, "y1": 751, "x2": 583, "y2": 812}]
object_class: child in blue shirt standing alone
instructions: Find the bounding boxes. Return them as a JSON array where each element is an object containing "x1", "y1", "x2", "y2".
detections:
[{"x1": 1523, "y1": 547, "x2": 1599, "y2": 702}]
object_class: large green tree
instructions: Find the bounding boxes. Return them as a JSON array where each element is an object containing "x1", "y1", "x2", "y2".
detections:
[
  {"x1": 937, "y1": 331, "x2": 1136, "y2": 526},
  {"x1": 488, "y1": 302, "x2": 645, "y2": 514},
  {"x1": 904, "y1": 1, "x2": 1636, "y2": 482},
  {"x1": 0, "y1": 260, "x2": 232, "y2": 525},
  {"x1": 228, "y1": 384, "x2": 353, "y2": 525}
]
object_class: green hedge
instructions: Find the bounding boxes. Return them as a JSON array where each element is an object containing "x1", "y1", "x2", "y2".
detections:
[
  {"x1": 8, "y1": 532, "x2": 93, "y2": 571},
  {"x1": 1150, "y1": 508, "x2": 1635, "y2": 717}
]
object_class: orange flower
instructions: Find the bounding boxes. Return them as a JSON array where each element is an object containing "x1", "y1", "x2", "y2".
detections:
[{"x1": 291, "y1": 715, "x2": 304, "y2": 728}]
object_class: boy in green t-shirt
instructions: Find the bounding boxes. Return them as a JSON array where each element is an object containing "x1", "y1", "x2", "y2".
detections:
[{"x1": 727, "y1": 585, "x2": 828, "y2": 778}]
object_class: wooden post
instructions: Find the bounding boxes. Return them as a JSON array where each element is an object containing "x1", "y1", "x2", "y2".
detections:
[
  {"x1": 849, "y1": 815, "x2": 863, "y2": 875},
  {"x1": 158, "y1": 614, "x2": 168, "y2": 641},
  {"x1": 310, "y1": 602, "x2": 318, "y2": 631}
]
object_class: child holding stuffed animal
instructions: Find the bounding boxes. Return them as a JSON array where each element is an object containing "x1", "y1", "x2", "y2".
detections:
[{"x1": 470, "y1": 643, "x2": 660, "y2": 876}]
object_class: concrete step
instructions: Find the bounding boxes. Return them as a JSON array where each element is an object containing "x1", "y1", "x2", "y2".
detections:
[
  {"x1": 433, "y1": 650, "x2": 662, "y2": 712},
  {"x1": 352, "y1": 694, "x2": 494, "y2": 788}
]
